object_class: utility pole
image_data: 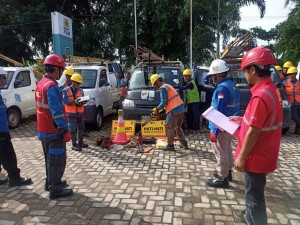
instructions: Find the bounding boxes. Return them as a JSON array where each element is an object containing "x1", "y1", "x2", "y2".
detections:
[
  {"x1": 190, "y1": 0, "x2": 193, "y2": 69},
  {"x1": 134, "y1": 0, "x2": 138, "y2": 65},
  {"x1": 216, "y1": 0, "x2": 220, "y2": 58}
]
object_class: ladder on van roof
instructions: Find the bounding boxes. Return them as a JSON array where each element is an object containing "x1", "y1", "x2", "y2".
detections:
[{"x1": 64, "y1": 55, "x2": 112, "y2": 66}]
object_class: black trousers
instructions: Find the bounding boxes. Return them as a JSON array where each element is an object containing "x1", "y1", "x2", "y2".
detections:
[
  {"x1": 42, "y1": 139, "x2": 66, "y2": 190},
  {"x1": 186, "y1": 102, "x2": 201, "y2": 130},
  {"x1": 291, "y1": 105, "x2": 300, "y2": 132},
  {"x1": 0, "y1": 132, "x2": 21, "y2": 179}
]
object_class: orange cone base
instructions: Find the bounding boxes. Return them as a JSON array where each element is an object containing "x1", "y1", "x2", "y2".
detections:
[{"x1": 112, "y1": 133, "x2": 130, "y2": 144}]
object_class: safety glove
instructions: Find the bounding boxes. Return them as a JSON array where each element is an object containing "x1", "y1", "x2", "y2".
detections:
[{"x1": 210, "y1": 133, "x2": 217, "y2": 143}]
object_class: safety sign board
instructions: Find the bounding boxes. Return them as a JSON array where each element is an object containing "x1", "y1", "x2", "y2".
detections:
[
  {"x1": 141, "y1": 120, "x2": 166, "y2": 137},
  {"x1": 111, "y1": 120, "x2": 135, "y2": 137}
]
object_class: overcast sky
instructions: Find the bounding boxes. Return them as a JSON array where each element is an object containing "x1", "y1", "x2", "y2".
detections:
[{"x1": 239, "y1": 0, "x2": 295, "y2": 45}]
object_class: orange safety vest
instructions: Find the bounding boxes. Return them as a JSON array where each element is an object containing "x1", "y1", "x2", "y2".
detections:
[
  {"x1": 36, "y1": 77, "x2": 64, "y2": 133},
  {"x1": 64, "y1": 87, "x2": 84, "y2": 114},
  {"x1": 161, "y1": 84, "x2": 183, "y2": 114},
  {"x1": 119, "y1": 86, "x2": 127, "y2": 97},
  {"x1": 283, "y1": 79, "x2": 300, "y2": 103}
]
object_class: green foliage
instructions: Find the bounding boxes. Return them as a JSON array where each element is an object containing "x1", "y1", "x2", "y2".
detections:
[
  {"x1": 0, "y1": 0, "x2": 267, "y2": 66},
  {"x1": 275, "y1": 3, "x2": 300, "y2": 64}
]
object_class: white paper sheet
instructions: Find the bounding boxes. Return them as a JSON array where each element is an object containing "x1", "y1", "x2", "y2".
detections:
[
  {"x1": 202, "y1": 106, "x2": 240, "y2": 138},
  {"x1": 141, "y1": 90, "x2": 149, "y2": 100},
  {"x1": 148, "y1": 91, "x2": 155, "y2": 98},
  {"x1": 78, "y1": 95, "x2": 90, "y2": 102}
]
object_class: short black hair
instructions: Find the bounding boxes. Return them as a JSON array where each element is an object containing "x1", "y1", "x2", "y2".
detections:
[{"x1": 244, "y1": 65, "x2": 271, "y2": 77}]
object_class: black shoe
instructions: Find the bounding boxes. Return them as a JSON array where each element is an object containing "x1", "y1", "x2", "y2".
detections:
[
  {"x1": 206, "y1": 177, "x2": 229, "y2": 188},
  {"x1": 8, "y1": 177, "x2": 32, "y2": 188},
  {"x1": 49, "y1": 188, "x2": 73, "y2": 200},
  {"x1": 180, "y1": 141, "x2": 189, "y2": 149},
  {"x1": 45, "y1": 179, "x2": 68, "y2": 191},
  {"x1": 0, "y1": 178, "x2": 8, "y2": 185},
  {"x1": 234, "y1": 210, "x2": 248, "y2": 224},
  {"x1": 213, "y1": 170, "x2": 233, "y2": 182},
  {"x1": 79, "y1": 143, "x2": 89, "y2": 148},
  {"x1": 163, "y1": 144, "x2": 175, "y2": 151},
  {"x1": 72, "y1": 145, "x2": 82, "y2": 151}
]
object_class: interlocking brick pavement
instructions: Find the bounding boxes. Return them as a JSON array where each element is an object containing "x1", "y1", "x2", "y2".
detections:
[{"x1": 0, "y1": 115, "x2": 300, "y2": 225}]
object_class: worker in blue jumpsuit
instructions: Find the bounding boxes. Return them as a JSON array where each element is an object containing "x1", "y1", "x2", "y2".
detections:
[
  {"x1": 206, "y1": 59, "x2": 240, "y2": 188},
  {"x1": 177, "y1": 69, "x2": 201, "y2": 132},
  {"x1": 0, "y1": 67, "x2": 32, "y2": 187}
]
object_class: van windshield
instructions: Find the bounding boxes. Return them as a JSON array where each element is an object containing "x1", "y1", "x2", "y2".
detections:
[
  {"x1": 130, "y1": 67, "x2": 180, "y2": 89},
  {"x1": 0, "y1": 71, "x2": 14, "y2": 89},
  {"x1": 73, "y1": 69, "x2": 98, "y2": 89},
  {"x1": 58, "y1": 69, "x2": 98, "y2": 89}
]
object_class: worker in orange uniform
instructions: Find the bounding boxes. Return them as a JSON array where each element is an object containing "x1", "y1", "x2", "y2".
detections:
[
  {"x1": 230, "y1": 47, "x2": 282, "y2": 225},
  {"x1": 60, "y1": 67, "x2": 74, "y2": 89},
  {"x1": 119, "y1": 70, "x2": 131, "y2": 109},
  {"x1": 177, "y1": 69, "x2": 201, "y2": 132},
  {"x1": 150, "y1": 74, "x2": 188, "y2": 151},
  {"x1": 35, "y1": 54, "x2": 73, "y2": 200},
  {"x1": 282, "y1": 66, "x2": 300, "y2": 134},
  {"x1": 63, "y1": 73, "x2": 89, "y2": 151},
  {"x1": 280, "y1": 61, "x2": 293, "y2": 81}
]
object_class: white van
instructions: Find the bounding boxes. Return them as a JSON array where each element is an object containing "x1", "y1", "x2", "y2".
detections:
[
  {"x1": 1, "y1": 67, "x2": 36, "y2": 128},
  {"x1": 58, "y1": 64, "x2": 120, "y2": 130}
]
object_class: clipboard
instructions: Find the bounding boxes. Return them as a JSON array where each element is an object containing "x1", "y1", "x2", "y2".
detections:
[{"x1": 202, "y1": 106, "x2": 240, "y2": 138}]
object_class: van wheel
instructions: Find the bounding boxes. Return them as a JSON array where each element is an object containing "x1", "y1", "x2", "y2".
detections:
[
  {"x1": 93, "y1": 108, "x2": 103, "y2": 130},
  {"x1": 282, "y1": 128, "x2": 289, "y2": 135},
  {"x1": 7, "y1": 108, "x2": 21, "y2": 129}
]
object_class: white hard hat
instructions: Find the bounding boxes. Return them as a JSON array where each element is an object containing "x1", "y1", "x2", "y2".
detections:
[
  {"x1": 0, "y1": 67, "x2": 7, "y2": 75},
  {"x1": 208, "y1": 59, "x2": 229, "y2": 75}
]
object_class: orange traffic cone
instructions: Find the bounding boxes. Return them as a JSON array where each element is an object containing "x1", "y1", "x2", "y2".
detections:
[{"x1": 113, "y1": 109, "x2": 130, "y2": 144}]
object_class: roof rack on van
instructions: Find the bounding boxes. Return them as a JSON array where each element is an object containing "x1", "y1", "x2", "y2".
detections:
[{"x1": 63, "y1": 55, "x2": 112, "y2": 66}]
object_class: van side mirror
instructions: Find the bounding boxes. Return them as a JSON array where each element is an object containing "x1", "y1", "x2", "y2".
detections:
[{"x1": 14, "y1": 80, "x2": 22, "y2": 88}]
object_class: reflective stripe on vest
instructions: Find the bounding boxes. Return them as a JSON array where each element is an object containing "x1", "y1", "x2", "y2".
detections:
[
  {"x1": 186, "y1": 80, "x2": 200, "y2": 104},
  {"x1": 243, "y1": 88, "x2": 282, "y2": 131},
  {"x1": 36, "y1": 78, "x2": 63, "y2": 133},
  {"x1": 283, "y1": 79, "x2": 300, "y2": 103},
  {"x1": 64, "y1": 88, "x2": 84, "y2": 114},
  {"x1": 161, "y1": 84, "x2": 183, "y2": 114}
]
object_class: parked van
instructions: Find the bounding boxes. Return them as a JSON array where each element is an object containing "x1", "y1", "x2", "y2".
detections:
[
  {"x1": 1, "y1": 67, "x2": 36, "y2": 128},
  {"x1": 123, "y1": 61, "x2": 184, "y2": 121},
  {"x1": 58, "y1": 64, "x2": 121, "y2": 130}
]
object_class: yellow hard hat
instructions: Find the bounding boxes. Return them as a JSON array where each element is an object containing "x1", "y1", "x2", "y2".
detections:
[
  {"x1": 287, "y1": 66, "x2": 298, "y2": 74},
  {"x1": 150, "y1": 74, "x2": 161, "y2": 86},
  {"x1": 71, "y1": 73, "x2": 83, "y2": 84},
  {"x1": 274, "y1": 65, "x2": 282, "y2": 71},
  {"x1": 64, "y1": 67, "x2": 74, "y2": 76},
  {"x1": 183, "y1": 69, "x2": 192, "y2": 76},
  {"x1": 283, "y1": 61, "x2": 293, "y2": 68}
]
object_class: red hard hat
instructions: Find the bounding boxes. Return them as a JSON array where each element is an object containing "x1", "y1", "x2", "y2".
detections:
[
  {"x1": 239, "y1": 47, "x2": 277, "y2": 70},
  {"x1": 43, "y1": 54, "x2": 66, "y2": 69}
]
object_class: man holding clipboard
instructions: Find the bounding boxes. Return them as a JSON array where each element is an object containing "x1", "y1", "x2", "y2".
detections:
[{"x1": 205, "y1": 59, "x2": 240, "y2": 188}]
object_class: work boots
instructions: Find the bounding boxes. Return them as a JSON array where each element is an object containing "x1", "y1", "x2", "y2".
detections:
[
  {"x1": 0, "y1": 178, "x2": 8, "y2": 185},
  {"x1": 163, "y1": 144, "x2": 175, "y2": 151},
  {"x1": 213, "y1": 170, "x2": 233, "y2": 182},
  {"x1": 49, "y1": 187, "x2": 73, "y2": 200},
  {"x1": 44, "y1": 179, "x2": 68, "y2": 191},
  {"x1": 180, "y1": 141, "x2": 189, "y2": 149},
  {"x1": 206, "y1": 177, "x2": 229, "y2": 188},
  {"x1": 8, "y1": 177, "x2": 32, "y2": 188}
]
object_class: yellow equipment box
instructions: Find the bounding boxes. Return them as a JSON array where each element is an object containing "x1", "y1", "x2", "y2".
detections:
[
  {"x1": 111, "y1": 120, "x2": 135, "y2": 137},
  {"x1": 141, "y1": 120, "x2": 166, "y2": 137}
]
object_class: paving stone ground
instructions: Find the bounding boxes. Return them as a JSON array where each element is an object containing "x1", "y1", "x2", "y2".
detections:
[{"x1": 0, "y1": 115, "x2": 300, "y2": 225}]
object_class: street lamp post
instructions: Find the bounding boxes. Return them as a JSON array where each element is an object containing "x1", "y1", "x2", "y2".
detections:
[
  {"x1": 216, "y1": 0, "x2": 220, "y2": 58},
  {"x1": 190, "y1": 0, "x2": 193, "y2": 69},
  {"x1": 134, "y1": 0, "x2": 138, "y2": 65}
]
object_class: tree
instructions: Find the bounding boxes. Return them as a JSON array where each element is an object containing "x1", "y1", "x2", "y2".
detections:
[{"x1": 275, "y1": 1, "x2": 300, "y2": 63}]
